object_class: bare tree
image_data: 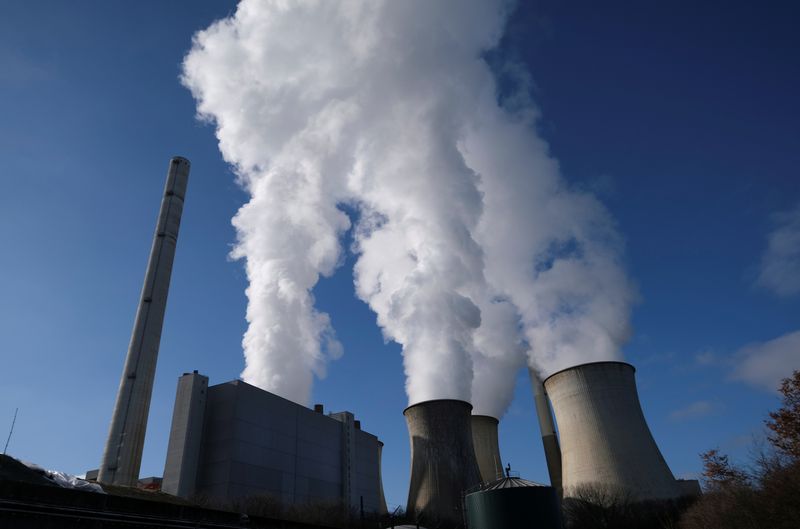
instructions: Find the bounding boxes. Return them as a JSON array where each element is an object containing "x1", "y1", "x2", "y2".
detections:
[
  {"x1": 699, "y1": 448, "x2": 750, "y2": 490},
  {"x1": 766, "y1": 370, "x2": 800, "y2": 460},
  {"x1": 681, "y1": 370, "x2": 800, "y2": 529}
]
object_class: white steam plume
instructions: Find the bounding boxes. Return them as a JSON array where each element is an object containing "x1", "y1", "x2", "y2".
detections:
[
  {"x1": 469, "y1": 294, "x2": 527, "y2": 418},
  {"x1": 181, "y1": 1, "x2": 360, "y2": 404},
  {"x1": 183, "y1": 0, "x2": 635, "y2": 413},
  {"x1": 463, "y1": 91, "x2": 637, "y2": 377}
]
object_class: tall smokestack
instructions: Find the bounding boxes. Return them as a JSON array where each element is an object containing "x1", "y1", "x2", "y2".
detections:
[
  {"x1": 98, "y1": 157, "x2": 190, "y2": 486},
  {"x1": 405, "y1": 400, "x2": 481, "y2": 527},
  {"x1": 529, "y1": 369, "x2": 562, "y2": 493},
  {"x1": 544, "y1": 361, "x2": 682, "y2": 500},
  {"x1": 471, "y1": 415, "x2": 503, "y2": 483}
]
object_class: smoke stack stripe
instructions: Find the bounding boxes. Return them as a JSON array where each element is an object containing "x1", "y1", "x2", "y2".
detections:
[{"x1": 98, "y1": 157, "x2": 190, "y2": 486}]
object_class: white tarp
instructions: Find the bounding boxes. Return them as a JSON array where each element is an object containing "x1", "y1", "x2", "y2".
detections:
[{"x1": 23, "y1": 461, "x2": 105, "y2": 494}]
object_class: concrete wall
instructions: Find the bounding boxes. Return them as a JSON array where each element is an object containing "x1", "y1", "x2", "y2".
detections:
[
  {"x1": 353, "y1": 429, "x2": 383, "y2": 512},
  {"x1": 329, "y1": 411, "x2": 356, "y2": 507},
  {"x1": 164, "y1": 377, "x2": 385, "y2": 512},
  {"x1": 162, "y1": 372, "x2": 207, "y2": 497},
  {"x1": 544, "y1": 362, "x2": 682, "y2": 500}
]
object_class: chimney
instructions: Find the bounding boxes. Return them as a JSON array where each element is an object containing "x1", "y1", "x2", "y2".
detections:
[
  {"x1": 162, "y1": 371, "x2": 208, "y2": 498},
  {"x1": 405, "y1": 399, "x2": 481, "y2": 527},
  {"x1": 314, "y1": 403, "x2": 324, "y2": 413},
  {"x1": 98, "y1": 157, "x2": 190, "y2": 486}
]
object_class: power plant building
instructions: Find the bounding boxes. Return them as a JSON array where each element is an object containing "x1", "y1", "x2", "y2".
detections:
[
  {"x1": 162, "y1": 372, "x2": 386, "y2": 513},
  {"x1": 93, "y1": 157, "x2": 699, "y2": 516}
]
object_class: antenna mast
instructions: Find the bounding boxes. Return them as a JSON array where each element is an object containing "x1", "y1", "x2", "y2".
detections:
[{"x1": 3, "y1": 408, "x2": 18, "y2": 455}]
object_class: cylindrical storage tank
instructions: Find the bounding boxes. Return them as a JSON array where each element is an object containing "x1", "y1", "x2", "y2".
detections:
[
  {"x1": 465, "y1": 477, "x2": 561, "y2": 529},
  {"x1": 405, "y1": 399, "x2": 482, "y2": 528},
  {"x1": 471, "y1": 415, "x2": 503, "y2": 483},
  {"x1": 544, "y1": 361, "x2": 681, "y2": 500}
]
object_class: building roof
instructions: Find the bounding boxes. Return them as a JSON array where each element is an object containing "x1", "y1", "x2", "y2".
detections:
[{"x1": 481, "y1": 476, "x2": 547, "y2": 490}]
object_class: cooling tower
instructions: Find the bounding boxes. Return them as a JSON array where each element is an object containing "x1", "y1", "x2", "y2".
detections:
[
  {"x1": 543, "y1": 361, "x2": 682, "y2": 500},
  {"x1": 529, "y1": 370, "x2": 562, "y2": 493},
  {"x1": 471, "y1": 415, "x2": 503, "y2": 483},
  {"x1": 99, "y1": 157, "x2": 190, "y2": 486},
  {"x1": 377, "y1": 441, "x2": 388, "y2": 514},
  {"x1": 405, "y1": 400, "x2": 482, "y2": 527}
]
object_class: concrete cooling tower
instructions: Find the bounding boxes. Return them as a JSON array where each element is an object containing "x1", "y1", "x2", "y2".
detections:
[
  {"x1": 405, "y1": 400, "x2": 482, "y2": 527},
  {"x1": 529, "y1": 370, "x2": 562, "y2": 494},
  {"x1": 543, "y1": 361, "x2": 682, "y2": 500},
  {"x1": 471, "y1": 415, "x2": 503, "y2": 483}
]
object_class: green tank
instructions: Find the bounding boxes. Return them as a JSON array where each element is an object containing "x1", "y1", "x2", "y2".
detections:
[{"x1": 465, "y1": 477, "x2": 561, "y2": 529}]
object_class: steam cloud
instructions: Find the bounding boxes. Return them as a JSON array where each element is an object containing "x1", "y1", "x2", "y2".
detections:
[{"x1": 183, "y1": 0, "x2": 635, "y2": 415}]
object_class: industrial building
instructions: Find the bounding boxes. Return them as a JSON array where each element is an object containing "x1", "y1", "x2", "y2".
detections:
[
  {"x1": 96, "y1": 157, "x2": 387, "y2": 514},
  {"x1": 92, "y1": 157, "x2": 700, "y2": 528},
  {"x1": 162, "y1": 371, "x2": 387, "y2": 513}
]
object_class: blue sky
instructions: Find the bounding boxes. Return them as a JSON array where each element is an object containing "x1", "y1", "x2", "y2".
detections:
[{"x1": 1, "y1": 0, "x2": 798, "y2": 510}]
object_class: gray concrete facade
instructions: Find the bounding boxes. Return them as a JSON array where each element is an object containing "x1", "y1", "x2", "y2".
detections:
[
  {"x1": 471, "y1": 415, "x2": 503, "y2": 483},
  {"x1": 329, "y1": 411, "x2": 357, "y2": 508},
  {"x1": 405, "y1": 399, "x2": 482, "y2": 527},
  {"x1": 162, "y1": 377, "x2": 386, "y2": 513},
  {"x1": 544, "y1": 361, "x2": 682, "y2": 500},
  {"x1": 99, "y1": 157, "x2": 190, "y2": 486},
  {"x1": 529, "y1": 369, "x2": 563, "y2": 494},
  {"x1": 162, "y1": 372, "x2": 208, "y2": 498}
]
